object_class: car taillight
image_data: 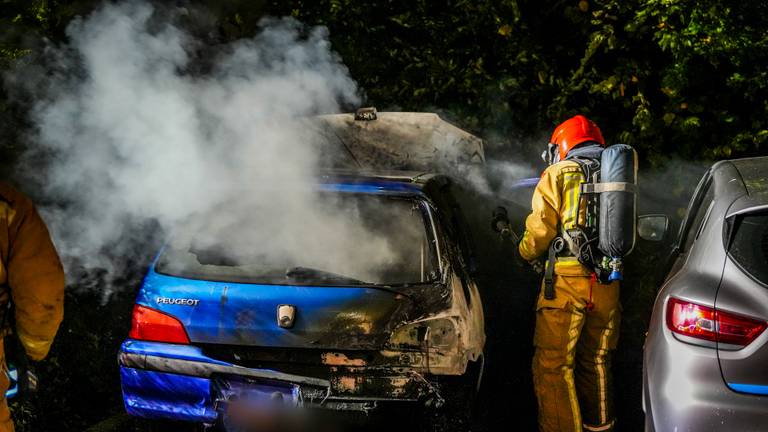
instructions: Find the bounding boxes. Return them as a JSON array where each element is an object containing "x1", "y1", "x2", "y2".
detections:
[
  {"x1": 128, "y1": 304, "x2": 190, "y2": 344},
  {"x1": 666, "y1": 297, "x2": 767, "y2": 347}
]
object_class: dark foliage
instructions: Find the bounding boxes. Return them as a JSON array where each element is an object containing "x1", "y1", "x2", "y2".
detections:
[
  {"x1": 0, "y1": 1, "x2": 759, "y2": 431},
  {"x1": 3, "y1": 1, "x2": 768, "y2": 163}
]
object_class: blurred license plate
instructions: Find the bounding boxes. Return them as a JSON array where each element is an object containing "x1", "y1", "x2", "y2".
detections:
[
  {"x1": 213, "y1": 376, "x2": 300, "y2": 414},
  {"x1": 214, "y1": 377, "x2": 316, "y2": 432}
]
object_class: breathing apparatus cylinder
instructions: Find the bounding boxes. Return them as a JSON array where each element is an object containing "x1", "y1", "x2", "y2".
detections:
[{"x1": 597, "y1": 144, "x2": 638, "y2": 281}]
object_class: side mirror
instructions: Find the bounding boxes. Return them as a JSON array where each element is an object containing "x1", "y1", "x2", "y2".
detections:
[{"x1": 638, "y1": 214, "x2": 669, "y2": 242}]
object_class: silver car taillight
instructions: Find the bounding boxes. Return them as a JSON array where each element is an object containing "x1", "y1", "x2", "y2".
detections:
[{"x1": 666, "y1": 297, "x2": 767, "y2": 347}]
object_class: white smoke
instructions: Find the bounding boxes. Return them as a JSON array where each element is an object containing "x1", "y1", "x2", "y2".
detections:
[{"x1": 10, "y1": 2, "x2": 428, "y2": 295}]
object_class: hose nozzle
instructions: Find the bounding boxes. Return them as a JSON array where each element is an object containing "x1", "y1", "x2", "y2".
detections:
[
  {"x1": 491, "y1": 206, "x2": 510, "y2": 233},
  {"x1": 491, "y1": 206, "x2": 521, "y2": 242}
]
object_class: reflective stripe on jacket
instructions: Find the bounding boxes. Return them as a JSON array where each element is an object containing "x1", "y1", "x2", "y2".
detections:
[{"x1": 518, "y1": 160, "x2": 590, "y2": 275}]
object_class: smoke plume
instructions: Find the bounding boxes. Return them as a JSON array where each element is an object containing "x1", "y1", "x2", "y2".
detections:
[{"x1": 7, "y1": 2, "x2": 425, "y2": 296}]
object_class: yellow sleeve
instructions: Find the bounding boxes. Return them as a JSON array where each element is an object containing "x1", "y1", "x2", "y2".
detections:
[
  {"x1": 518, "y1": 165, "x2": 562, "y2": 261},
  {"x1": 7, "y1": 195, "x2": 65, "y2": 361}
]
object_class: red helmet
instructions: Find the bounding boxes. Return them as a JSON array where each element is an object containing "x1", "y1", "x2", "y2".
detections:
[{"x1": 548, "y1": 115, "x2": 605, "y2": 162}]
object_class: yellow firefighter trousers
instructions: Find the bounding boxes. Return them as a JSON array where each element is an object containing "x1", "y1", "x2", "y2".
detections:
[{"x1": 533, "y1": 266, "x2": 620, "y2": 432}]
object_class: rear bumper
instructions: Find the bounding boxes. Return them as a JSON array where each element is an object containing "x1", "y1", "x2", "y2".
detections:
[
  {"x1": 119, "y1": 340, "x2": 442, "y2": 422},
  {"x1": 120, "y1": 367, "x2": 218, "y2": 422}
]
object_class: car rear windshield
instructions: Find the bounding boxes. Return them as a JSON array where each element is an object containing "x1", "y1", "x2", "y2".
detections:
[
  {"x1": 728, "y1": 211, "x2": 768, "y2": 286},
  {"x1": 155, "y1": 194, "x2": 440, "y2": 286}
]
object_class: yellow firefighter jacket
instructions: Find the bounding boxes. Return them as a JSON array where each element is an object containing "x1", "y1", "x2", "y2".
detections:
[
  {"x1": 519, "y1": 160, "x2": 591, "y2": 276},
  {"x1": 0, "y1": 183, "x2": 64, "y2": 361}
]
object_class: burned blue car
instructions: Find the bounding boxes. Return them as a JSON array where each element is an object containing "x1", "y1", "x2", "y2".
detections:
[{"x1": 118, "y1": 170, "x2": 490, "y2": 429}]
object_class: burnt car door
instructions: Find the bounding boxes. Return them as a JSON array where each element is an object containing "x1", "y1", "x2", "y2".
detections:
[
  {"x1": 427, "y1": 178, "x2": 539, "y2": 364},
  {"x1": 426, "y1": 180, "x2": 486, "y2": 363}
]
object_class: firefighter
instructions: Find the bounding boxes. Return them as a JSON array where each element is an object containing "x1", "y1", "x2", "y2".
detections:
[
  {"x1": 519, "y1": 115, "x2": 620, "y2": 432},
  {"x1": 0, "y1": 183, "x2": 65, "y2": 432}
]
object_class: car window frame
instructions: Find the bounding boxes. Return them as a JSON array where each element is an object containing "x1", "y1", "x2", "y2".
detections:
[
  {"x1": 693, "y1": 198, "x2": 715, "y2": 242},
  {"x1": 422, "y1": 186, "x2": 475, "y2": 303},
  {"x1": 421, "y1": 199, "x2": 446, "y2": 282},
  {"x1": 725, "y1": 210, "x2": 768, "y2": 288},
  {"x1": 678, "y1": 170, "x2": 714, "y2": 253}
]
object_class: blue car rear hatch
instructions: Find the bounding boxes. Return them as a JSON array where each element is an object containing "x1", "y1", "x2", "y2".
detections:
[{"x1": 120, "y1": 185, "x2": 451, "y2": 421}]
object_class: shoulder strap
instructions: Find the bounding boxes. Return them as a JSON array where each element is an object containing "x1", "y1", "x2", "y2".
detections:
[{"x1": 570, "y1": 156, "x2": 600, "y2": 180}]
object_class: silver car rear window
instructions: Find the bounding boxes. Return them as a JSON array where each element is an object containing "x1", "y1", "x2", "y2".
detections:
[{"x1": 729, "y1": 211, "x2": 768, "y2": 286}]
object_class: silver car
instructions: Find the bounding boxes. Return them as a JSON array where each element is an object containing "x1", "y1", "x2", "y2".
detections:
[{"x1": 643, "y1": 156, "x2": 768, "y2": 431}]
